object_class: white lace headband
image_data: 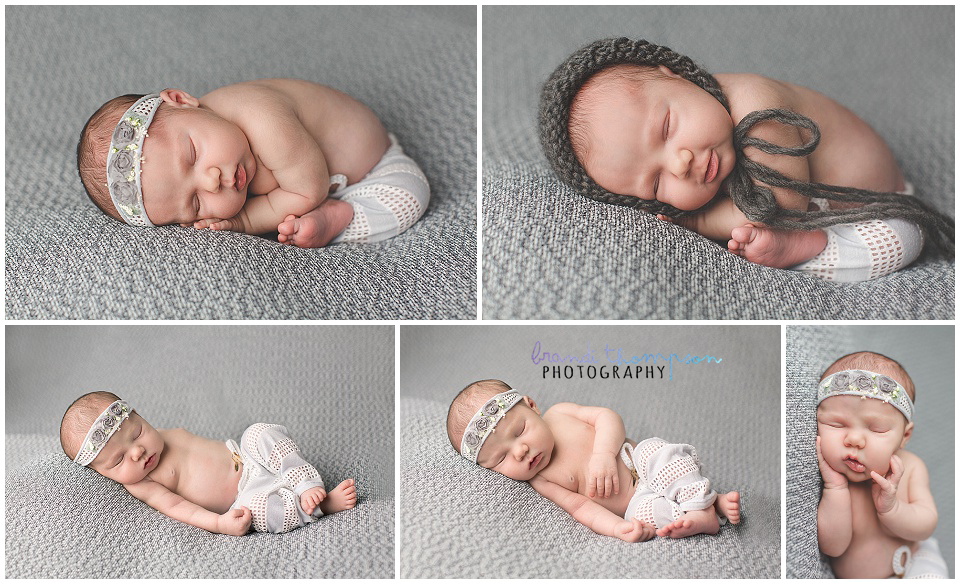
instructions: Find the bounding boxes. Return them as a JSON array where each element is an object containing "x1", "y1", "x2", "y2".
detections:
[
  {"x1": 818, "y1": 370, "x2": 913, "y2": 422},
  {"x1": 459, "y1": 390, "x2": 522, "y2": 463},
  {"x1": 106, "y1": 94, "x2": 161, "y2": 226},
  {"x1": 73, "y1": 400, "x2": 132, "y2": 466}
]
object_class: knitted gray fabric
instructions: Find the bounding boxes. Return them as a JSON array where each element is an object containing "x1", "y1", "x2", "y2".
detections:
[
  {"x1": 5, "y1": 6, "x2": 476, "y2": 320},
  {"x1": 483, "y1": 6, "x2": 954, "y2": 320},
  {"x1": 5, "y1": 325, "x2": 395, "y2": 578},
  {"x1": 538, "y1": 37, "x2": 954, "y2": 253},
  {"x1": 785, "y1": 325, "x2": 954, "y2": 578},
  {"x1": 398, "y1": 324, "x2": 781, "y2": 578}
]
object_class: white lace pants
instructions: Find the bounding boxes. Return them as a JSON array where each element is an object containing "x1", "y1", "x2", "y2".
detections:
[
  {"x1": 792, "y1": 185, "x2": 924, "y2": 282},
  {"x1": 330, "y1": 134, "x2": 430, "y2": 244},
  {"x1": 227, "y1": 423, "x2": 326, "y2": 533}
]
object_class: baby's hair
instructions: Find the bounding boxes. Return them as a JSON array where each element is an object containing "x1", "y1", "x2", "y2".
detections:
[
  {"x1": 539, "y1": 37, "x2": 954, "y2": 255},
  {"x1": 77, "y1": 95, "x2": 169, "y2": 221},
  {"x1": 568, "y1": 64, "x2": 672, "y2": 172},
  {"x1": 821, "y1": 351, "x2": 915, "y2": 402},
  {"x1": 446, "y1": 379, "x2": 514, "y2": 452},
  {"x1": 60, "y1": 391, "x2": 123, "y2": 460}
]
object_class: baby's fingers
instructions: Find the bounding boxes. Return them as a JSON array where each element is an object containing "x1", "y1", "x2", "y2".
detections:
[
  {"x1": 870, "y1": 470, "x2": 894, "y2": 493},
  {"x1": 888, "y1": 455, "x2": 904, "y2": 484}
]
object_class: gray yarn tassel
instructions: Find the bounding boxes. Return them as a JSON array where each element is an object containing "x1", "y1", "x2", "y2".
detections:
[{"x1": 539, "y1": 38, "x2": 955, "y2": 256}]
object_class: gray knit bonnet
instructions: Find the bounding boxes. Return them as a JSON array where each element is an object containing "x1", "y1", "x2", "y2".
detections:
[{"x1": 538, "y1": 37, "x2": 954, "y2": 254}]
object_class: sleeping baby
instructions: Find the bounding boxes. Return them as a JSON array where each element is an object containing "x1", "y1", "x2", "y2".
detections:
[
  {"x1": 447, "y1": 380, "x2": 740, "y2": 542},
  {"x1": 60, "y1": 391, "x2": 356, "y2": 535},
  {"x1": 816, "y1": 352, "x2": 946, "y2": 578},
  {"x1": 539, "y1": 38, "x2": 954, "y2": 282},
  {"x1": 77, "y1": 78, "x2": 429, "y2": 247}
]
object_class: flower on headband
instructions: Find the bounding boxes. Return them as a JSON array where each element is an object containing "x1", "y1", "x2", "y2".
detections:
[
  {"x1": 102, "y1": 415, "x2": 116, "y2": 430},
  {"x1": 877, "y1": 376, "x2": 897, "y2": 394},
  {"x1": 111, "y1": 150, "x2": 135, "y2": 175},
  {"x1": 110, "y1": 402, "x2": 125, "y2": 416},
  {"x1": 463, "y1": 431, "x2": 479, "y2": 448},
  {"x1": 91, "y1": 428, "x2": 107, "y2": 444},
  {"x1": 831, "y1": 372, "x2": 850, "y2": 391},
  {"x1": 474, "y1": 417, "x2": 490, "y2": 433},
  {"x1": 113, "y1": 121, "x2": 137, "y2": 146},
  {"x1": 483, "y1": 399, "x2": 501, "y2": 416},
  {"x1": 111, "y1": 181, "x2": 138, "y2": 206},
  {"x1": 853, "y1": 373, "x2": 874, "y2": 392}
]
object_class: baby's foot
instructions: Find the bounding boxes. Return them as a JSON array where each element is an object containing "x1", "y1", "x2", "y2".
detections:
[
  {"x1": 277, "y1": 199, "x2": 354, "y2": 248},
  {"x1": 299, "y1": 486, "x2": 327, "y2": 515},
  {"x1": 715, "y1": 491, "x2": 741, "y2": 525},
  {"x1": 727, "y1": 224, "x2": 827, "y2": 269},
  {"x1": 318, "y1": 479, "x2": 357, "y2": 515},
  {"x1": 656, "y1": 508, "x2": 719, "y2": 538}
]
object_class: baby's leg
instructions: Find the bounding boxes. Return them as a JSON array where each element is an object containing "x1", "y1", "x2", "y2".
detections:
[
  {"x1": 728, "y1": 224, "x2": 828, "y2": 269},
  {"x1": 277, "y1": 199, "x2": 355, "y2": 248},
  {"x1": 239, "y1": 424, "x2": 325, "y2": 494}
]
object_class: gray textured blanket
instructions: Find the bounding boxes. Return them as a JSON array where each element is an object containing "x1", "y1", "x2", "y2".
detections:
[
  {"x1": 398, "y1": 325, "x2": 781, "y2": 578},
  {"x1": 482, "y1": 6, "x2": 954, "y2": 319},
  {"x1": 5, "y1": 325, "x2": 395, "y2": 578},
  {"x1": 786, "y1": 325, "x2": 954, "y2": 578},
  {"x1": 5, "y1": 6, "x2": 476, "y2": 319}
]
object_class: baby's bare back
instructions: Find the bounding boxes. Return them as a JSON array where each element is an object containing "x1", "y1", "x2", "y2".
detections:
[
  {"x1": 718, "y1": 73, "x2": 905, "y2": 194},
  {"x1": 539, "y1": 411, "x2": 636, "y2": 516},
  {"x1": 200, "y1": 79, "x2": 390, "y2": 194},
  {"x1": 149, "y1": 428, "x2": 242, "y2": 515}
]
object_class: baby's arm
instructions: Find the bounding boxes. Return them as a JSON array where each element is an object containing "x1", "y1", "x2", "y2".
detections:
[
  {"x1": 873, "y1": 454, "x2": 937, "y2": 542},
  {"x1": 529, "y1": 475, "x2": 655, "y2": 542},
  {"x1": 548, "y1": 403, "x2": 624, "y2": 498},
  {"x1": 125, "y1": 479, "x2": 251, "y2": 536},
  {"x1": 816, "y1": 436, "x2": 853, "y2": 556}
]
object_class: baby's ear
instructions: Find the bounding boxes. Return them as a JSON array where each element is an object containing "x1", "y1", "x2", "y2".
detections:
[
  {"x1": 523, "y1": 396, "x2": 540, "y2": 415},
  {"x1": 899, "y1": 422, "x2": 913, "y2": 448},
  {"x1": 656, "y1": 65, "x2": 683, "y2": 80},
  {"x1": 159, "y1": 89, "x2": 200, "y2": 109}
]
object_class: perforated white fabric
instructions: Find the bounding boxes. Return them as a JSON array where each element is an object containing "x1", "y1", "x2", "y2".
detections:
[
  {"x1": 622, "y1": 438, "x2": 719, "y2": 529},
  {"x1": 330, "y1": 134, "x2": 430, "y2": 244},
  {"x1": 228, "y1": 424, "x2": 326, "y2": 534},
  {"x1": 792, "y1": 187, "x2": 924, "y2": 282}
]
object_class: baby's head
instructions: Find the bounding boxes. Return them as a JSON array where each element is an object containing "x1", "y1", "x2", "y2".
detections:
[
  {"x1": 539, "y1": 37, "x2": 733, "y2": 217},
  {"x1": 60, "y1": 392, "x2": 164, "y2": 485},
  {"x1": 447, "y1": 379, "x2": 554, "y2": 481},
  {"x1": 567, "y1": 64, "x2": 734, "y2": 212},
  {"x1": 77, "y1": 90, "x2": 253, "y2": 228},
  {"x1": 816, "y1": 352, "x2": 915, "y2": 482}
]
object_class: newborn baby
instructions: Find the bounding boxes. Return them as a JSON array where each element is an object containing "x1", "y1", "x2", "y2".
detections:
[
  {"x1": 815, "y1": 352, "x2": 945, "y2": 578},
  {"x1": 447, "y1": 380, "x2": 740, "y2": 542},
  {"x1": 540, "y1": 38, "x2": 954, "y2": 282},
  {"x1": 60, "y1": 392, "x2": 357, "y2": 535},
  {"x1": 77, "y1": 79, "x2": 429, "y2": 247}
]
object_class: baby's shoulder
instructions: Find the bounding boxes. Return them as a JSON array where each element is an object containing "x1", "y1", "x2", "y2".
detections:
[
  {"x1": 715, "y1": 73, "x2": 796, "y2": 120},
  {"x1": 896, "y1": 448, "x2": 926, "y2": 472}
]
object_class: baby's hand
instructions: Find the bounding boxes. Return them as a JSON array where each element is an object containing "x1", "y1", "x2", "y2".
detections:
[
  {"x1": 218, "y1": 507, "x2": 252, "y2": 536},
  {"x1": 300, "y1": 486, "x2": 327, "y2": 514},
  {"x1": 614, "y1": 518, "x2": 656, "y2": 543},
  {"x1": 816, "y1": 436, "x2": 847, "y2": 490},
  {"x1": 587, "y1": 452, "x2": 620, "y2": 498},
  {"x1": 191, "y1": 217, "x2": 242, "y2": 232},
  {"x1": 871, "y1": 454, "x2": 904, "y2": 515}
]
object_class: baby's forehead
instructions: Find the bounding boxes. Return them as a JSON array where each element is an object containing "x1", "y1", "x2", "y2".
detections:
[{"x1": 817, "y1": 395, "x2": 903, "y2": 420}]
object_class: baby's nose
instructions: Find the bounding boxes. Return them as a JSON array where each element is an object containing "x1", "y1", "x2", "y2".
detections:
[{"x1": 669, "y1": 149, "x2": 693, "y2": 178}]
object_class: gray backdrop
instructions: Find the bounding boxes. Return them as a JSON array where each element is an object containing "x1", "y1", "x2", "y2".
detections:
[
  {"x1": 5, "y1": 325, "x2": 394, "y2": 578},
  {"x1": 398, "y1": 324, "x2": 780, "y2": 578},
  {"x1": 5, "y1": 6, "x2": 476, "y2": 319},
  {"x1": 785, "y1": 325, "x2": 954, "y2": 578},
  {"x1": 482, "y1": 6, "x2": 954, "y2": 319}
]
